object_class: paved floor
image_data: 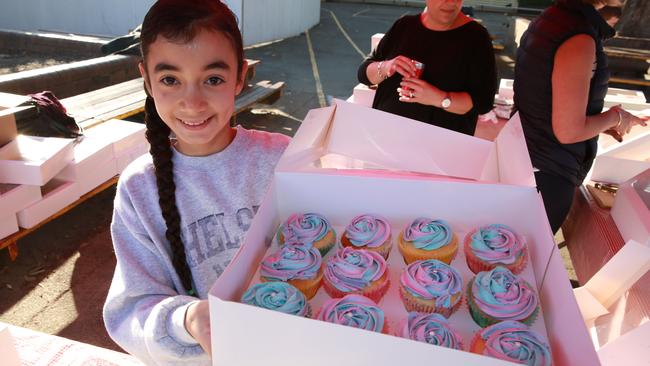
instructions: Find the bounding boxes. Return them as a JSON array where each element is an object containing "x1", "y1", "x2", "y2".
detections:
[{"x1": 0, "y1": 1, "x2": 536, "y2": 353}]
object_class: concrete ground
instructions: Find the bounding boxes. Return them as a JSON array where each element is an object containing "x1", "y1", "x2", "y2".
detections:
[{"x1": 0, "y1": 1, "x2": 572, "y2": 353}]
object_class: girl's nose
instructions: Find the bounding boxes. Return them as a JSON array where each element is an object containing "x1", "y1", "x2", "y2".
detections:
[{"x1": 181, "y1": 86, "x2": 207, "y2": 110}]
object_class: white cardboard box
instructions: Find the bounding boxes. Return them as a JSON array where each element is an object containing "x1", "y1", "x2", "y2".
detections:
[
  {"x1": 0, "y1": 109, "x2": 18, "y2": 147},
  {"x1": 611, "y1": 169, "x2": 650, "y2": 244},
  {"x1": 16, "y1": 178, "x2": 79, "y2": 229},
  {"x1": 0, "y1": 324, "x2": 20, "y2": 366},
  {"x1": 116, "y1": 142, "x2": 149, "y2": 173},
  {"x1": 208, "y1": 171, "x2": 598, "y2": 366},
  {"x1": 498, "y1": 78, "x2": 514, "y2": 100},
  {"x1": 371, "y1": 33, "x2": 384, "y2": 53},
  {"x1": 83, "y1": 119, "x2": 147, "y2": 157},
  {"x1": 277, "y1": 99, "x2": 535, "y2": 186},
  {"x1": 0, "y1": 135, "x2": 75, "y2": 186},
  {"x1": 56, "y1": 136, "x2": 117, "y2": 196},
  {"x1": 592, "y1": 133, "x2": 650, "y2": 185},
  {"x1": 0, "y1": 213, "x2": 19, "y2": 240},
  {"x1": 349, "y1": 83, "x2": 376, "y2": 107},
  {"x1": 0, "y1": 183, "x2": 42, "y2": 215}
]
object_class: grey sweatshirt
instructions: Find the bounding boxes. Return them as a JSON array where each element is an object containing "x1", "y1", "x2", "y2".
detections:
[{"x1": 103, "y1": 126, "x2": 289, "y2": 365}]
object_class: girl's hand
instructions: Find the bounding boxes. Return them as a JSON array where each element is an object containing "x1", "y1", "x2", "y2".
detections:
[
  {"x1": 398, "y1": 77, "x2": 442, "y2": 105},
  {"x1": 185, "y1": 300, "x2": 212, "y2": 356},
  {"x1": 383, "y1": 55, "x2": 418, "y2": 79}
]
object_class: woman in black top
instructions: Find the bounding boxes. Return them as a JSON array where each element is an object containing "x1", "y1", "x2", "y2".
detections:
[
  {"x1": 514, "y1": 0, "x2": 647, "y2": 234},
  {"x1": 357, "y1": 0, "x2": 497, "y2": 136}
]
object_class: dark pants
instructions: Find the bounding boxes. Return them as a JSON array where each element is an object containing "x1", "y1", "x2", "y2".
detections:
[{"x1": 535, "y1": 171, "x2": 577, "y2": 234}]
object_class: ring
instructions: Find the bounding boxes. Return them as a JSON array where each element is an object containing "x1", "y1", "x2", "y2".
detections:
[{"x1": 409, "y1": 91, "x2": 414, "y2": 98}]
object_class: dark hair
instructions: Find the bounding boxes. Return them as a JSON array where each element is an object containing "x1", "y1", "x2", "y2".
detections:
[{"x1": 140, "y1": 0, "x2": 244, "y2": 295}]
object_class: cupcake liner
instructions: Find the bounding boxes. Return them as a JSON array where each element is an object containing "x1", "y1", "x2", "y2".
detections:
[
  {"x1": 469, "y1": 330, "x2": 486, "y2": 355},
  {"x1": 288, "y1": 270, "x2": 324, "y2": 300},
  {"x1": 399, "y1": 286, "x2": 462, "y2": 318},
  {"x1": 323, "y1": 274, "x2": 390, "y2": 303},
  {"x1": 398, "y1": 233, "x2": 458, "y2": 265},
  {"x1": 463, "y1": 231, "x2": 528, "y2": 275},
  {"x1": 313, "y1": 229, "x2": 336, "y2": 257},
  {"x1": 466, "y1": 278, "x2": 540, "y2": 328}
]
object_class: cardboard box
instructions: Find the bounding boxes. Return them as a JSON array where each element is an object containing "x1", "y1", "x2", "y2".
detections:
[
  {"x1": 611, "y1": 169, "x2": 650, "y2": 244},
  {"x1": 0, "y1": 109, "x2": 18, "y2": 147},
  {"x1": 16, "y1": 178, "x2": 79, "y2": 229},
  {"x1": 0, "y1": 183, "x2": 42, "y2": 215},
  {"x1": 591, "y1": 132, "x2": 650, "y2": 185},
  {"x1": 348, "y1": 83, "x2": 376, "y2": 107},
  {"x1": 56, "y1": 136, "x2": 117, "y2": 196},
  {"x1": 498, "y1": 78, "x2": 514, "y2": 100},
  {"x1": 276, "y1": 99, "x2": 535, "y2": 186},
  {"x1": 209, "y1": 171, "x2": 598, "y2": 366},
  {"x1": 83, "y1": 119, "x2": 147, "y2": 156},
  {"x1": 371, "y1": 33, "x2": 384, "y2": 53},
  {"x1": 115, "y1": 142, "x2": 149, "y2": 173},
  {"x1": 0, "y1": 135, "x2": 75, "y2": 186},
  {"x1": 0, "y1": 213, "x2": 19, "y2": 240},
  {"x1": 0, "y1": 324, "x2": 20, "y2": 366},
  {"x1": 603, "y1": 87, "x2": 648, "y2": 112}
]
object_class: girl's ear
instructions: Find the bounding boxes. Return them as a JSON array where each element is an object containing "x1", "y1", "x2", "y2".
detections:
[
  {"x1": 139, "y1": 61, "x2": 153, "y2": 95},
  {"x1": 235, "y1": 60, "x2": 249, "y2": 95}
]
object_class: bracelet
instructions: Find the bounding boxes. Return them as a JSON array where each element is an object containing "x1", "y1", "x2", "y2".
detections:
[
  {"x1": 613, "y1": 107, "x2": 623, "y2": 129},
  {"x1": 377, "y1": 61, "x2": 387, "y2": 82}
]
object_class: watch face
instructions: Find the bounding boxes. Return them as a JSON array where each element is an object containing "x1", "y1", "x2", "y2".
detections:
[{"x1": 441, "y1": 97, "x2": 451, "y2": 109}]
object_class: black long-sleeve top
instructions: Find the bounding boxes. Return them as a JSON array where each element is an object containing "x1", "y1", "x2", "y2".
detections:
[{"x1": 358, "y1": 15, "x2": 497, "y2": 136}]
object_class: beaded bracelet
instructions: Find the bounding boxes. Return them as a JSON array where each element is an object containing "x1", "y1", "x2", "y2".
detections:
[
  {"x1": 614, "y1": 107, "x2": 623, "y2": 129},
  {"x1": 377, "y1": 61, "x2": 387, "y2": 82}
]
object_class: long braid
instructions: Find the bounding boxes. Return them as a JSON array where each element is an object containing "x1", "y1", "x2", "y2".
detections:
[{"x1": 144, "y1": 95, "x2": 194, "y2": 295}]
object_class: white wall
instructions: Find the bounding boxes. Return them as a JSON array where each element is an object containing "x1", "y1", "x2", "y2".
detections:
[{"x1": 0, "y1": 0, "x2": 320, "y2": 45}]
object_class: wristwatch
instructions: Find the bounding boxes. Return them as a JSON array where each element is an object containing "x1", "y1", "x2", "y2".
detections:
[{"x1": 441, "y1": 93, "x2": 451, "y2": 109}]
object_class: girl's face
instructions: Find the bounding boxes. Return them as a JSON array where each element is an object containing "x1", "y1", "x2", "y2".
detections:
[{"x1": 141, "y1": 29, "x2": 247, "y2": 156}]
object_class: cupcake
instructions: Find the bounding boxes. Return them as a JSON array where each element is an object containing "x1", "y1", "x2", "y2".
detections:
[
  {"x1": 323, "y1": 247, "x2": 389, "y2": 303},
  {"x1": 397, "y1": 312, "x2": 464, "y2": 350},
  {"x1": 467, "y1": 266, "x2": 539, "y2": 328},
  {"x1": 470, "y1": 320, "x2": 552, "y2": 366},
  {"x1": 316, "y1": 294, "x2": 388, "y2": 333},
  {"x1": 399, "y1": 259, "x2": 463, "y2": 317},
  {"x1": 260, "y1": 243, "x2": 323, "y2": 300},
  {"x1": 276, "y1": 213, "x2": 336, "y2": 256},
  {"x1": 241, "y1": 282, "x2": 311, "y2": 317},
  {"x1": 464, "y1": 224, "x2": 527, "y2": 274},
  {"x1": 341, "y1": 214, "x2": 392, "y2": 259},
  {"x1": 398, "y1": 218, "x2": 458, "y2": 264}
]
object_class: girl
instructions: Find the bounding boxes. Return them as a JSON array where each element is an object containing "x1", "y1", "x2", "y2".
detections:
[{"x1": 103, "y1": 1, "x2": 289, "y2": 364}]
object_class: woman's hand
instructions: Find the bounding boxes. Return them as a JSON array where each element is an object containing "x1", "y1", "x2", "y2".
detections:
[
  {"x1": 382, "y1": 55, "x2": 418, "y2": 79},
  {"x1": 185, "y1": 300, "x2": 212, "y2": 356},
  {"x1": 610, "y1": 105, "x2": 648, "y2": 137},
  {"x1": 398, "y1": 77, "x2": 442, "y2": 105}
]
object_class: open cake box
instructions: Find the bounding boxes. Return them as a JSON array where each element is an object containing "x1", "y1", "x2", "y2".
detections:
[{"x1": 208, "y1": 101, "x2": 598, "y2": 365}]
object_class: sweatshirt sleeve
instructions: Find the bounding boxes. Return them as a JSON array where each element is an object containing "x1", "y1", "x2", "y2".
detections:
[
  {"x1": 357, "y1": 18, "x2": 401, "y2": 85},
  {"x1": 103, "y1": 176, "x2": 209, "y2": 366}
]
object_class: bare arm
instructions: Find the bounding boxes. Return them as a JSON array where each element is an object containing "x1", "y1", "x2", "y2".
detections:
[
  {"x1": 399, "y1": 78, "x2": 474, "y2": 114},
  {"x1": 552, "y1": 35, "x2": 647, "y2": 144}
]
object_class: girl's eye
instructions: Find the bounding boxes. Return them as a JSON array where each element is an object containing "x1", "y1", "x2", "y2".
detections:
[
  {"x1": 160, "y1": 76, "x2": 178, "y2": 86},
  {"x1": 206, "y1": 76, "x2": 224, "y2": 86}
]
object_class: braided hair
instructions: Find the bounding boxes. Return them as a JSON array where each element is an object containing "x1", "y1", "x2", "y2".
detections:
[{"x1": 140, "y1": 0, "x2": 244, "y2": 295}]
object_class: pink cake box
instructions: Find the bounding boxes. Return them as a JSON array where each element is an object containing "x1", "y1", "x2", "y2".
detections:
[
  {"x1": 611, "y1": 168, "x2": 650, "y2": 244},
  {"x1": 83, "y1": 119, "x2": 147, "y2": 157},
  {"x1": 0, "y1": 213, "x2": 19, "y2": 240},
  {"x1": 591, "y1": 132, "x2": 650, "y2": 185},
  {"x1": 0, "y1": 135, "x2": 74, "y2": 186},
  {"x1": 56, "y1": 136, "x2": 118, "y2": 196},
  {"x1": 209, "y1": 171, "x2": 598, "y2": 366},
  {"x1": 16, "y1": 178, "x2": 79, "y2": 229}
]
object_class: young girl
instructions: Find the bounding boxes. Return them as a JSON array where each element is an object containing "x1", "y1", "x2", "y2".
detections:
[{"x1": 103, "y1": 1, "x2": 289, "y2": 364}]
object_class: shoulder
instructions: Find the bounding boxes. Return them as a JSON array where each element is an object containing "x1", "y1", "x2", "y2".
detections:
[
  {"x1": 461, "y1": 20, "x2": 491, "y2": 41},
  {"x1": 239, "y1": 127, "x2": 290, "y2": 160},
  {"x1": 116, "y1": 153, "x2": 155, "y2": 195},
  {"x1": 391, "y1": 14, "x2": 419, "y2": 32}
]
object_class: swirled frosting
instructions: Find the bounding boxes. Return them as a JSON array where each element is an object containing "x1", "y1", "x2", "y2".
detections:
[
  {"x1": 241, "y1": 282, "x2": 309, "y2": 317},
  {"x1": 325, "y1": 247, "x2": 387, "y2": 292},
  {"x1": 400, "y1": 259, "x2": 463, "y2": 308},
  {"x1": 279, "y1": 213, "x2": 332, "y2": 246},
  {"x1": 317, "y1": 294, "x2": 385, "y2": 332},
  {"x1": 472, "y1": 267, "x2": 538, "y2": 321},
  {"x1": 399, "y1": 312, "x2": 463, "y2": 350},
  {"x1": 479, "y1": 320, "x2": 552, "y2": 366},
  {"x1": 260, "y1": 244, "x2": 322, "y2": 281},
  {"x1": 469, "y1": 224, "x2": 525, "y2": 265},
  {"x1": 344, "y1": 214, "x2": 391, "y2": 248},
  {"x1": 403, "y1": 218, "x2": 453, "y2": 251}
]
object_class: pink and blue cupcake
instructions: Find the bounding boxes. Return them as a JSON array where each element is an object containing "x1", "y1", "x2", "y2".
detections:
[
  {"x1": 277, "y1": 213, "x2": 336, "y2": 256},
  {"x1": 399, "y1": 259, "x2": 463, "y2": 317},
  {"x1": 397, "y1": 312, "x2": 464, "y2": 350},
  {"x1": 241, "y1": 282, "x2": 311, "y2": 317},
  {"x1": 316, "y1": 294, "x2": 387, "y2": 334},
  {"x1": 464, "y1": 224, "x2": 528, "y2": 274},
  {"x1": 260, "y1": 243, "x2": 323, "y2": 300},
  {"x1": 398, "y1": 218, "x2": 458, "y2": 264},
  {"x1": 341, "y1": 214, "x2": 392, "y2": 259},
  {"x1": 467, "y1": 266, "x2": 540, "y2": 328},
  {"x1": 322, "y1": 247, "x2": 390, "y2": 303},
  {"x1": 470, "y1": 320, "x2": 552, "y2": 366}
]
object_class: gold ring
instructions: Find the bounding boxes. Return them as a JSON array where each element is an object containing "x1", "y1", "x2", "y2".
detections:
[{"x1": 410, "y1": 91, "x2": 414, "y2": 98}]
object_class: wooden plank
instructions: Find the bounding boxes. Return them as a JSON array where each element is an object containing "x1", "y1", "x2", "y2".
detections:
[
  {"x1": 234, "y1": 80, "x2": 284, "y2": 114},
  {"x1": 610, "y1": 76, "x2": 650, "y2": 87}
]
